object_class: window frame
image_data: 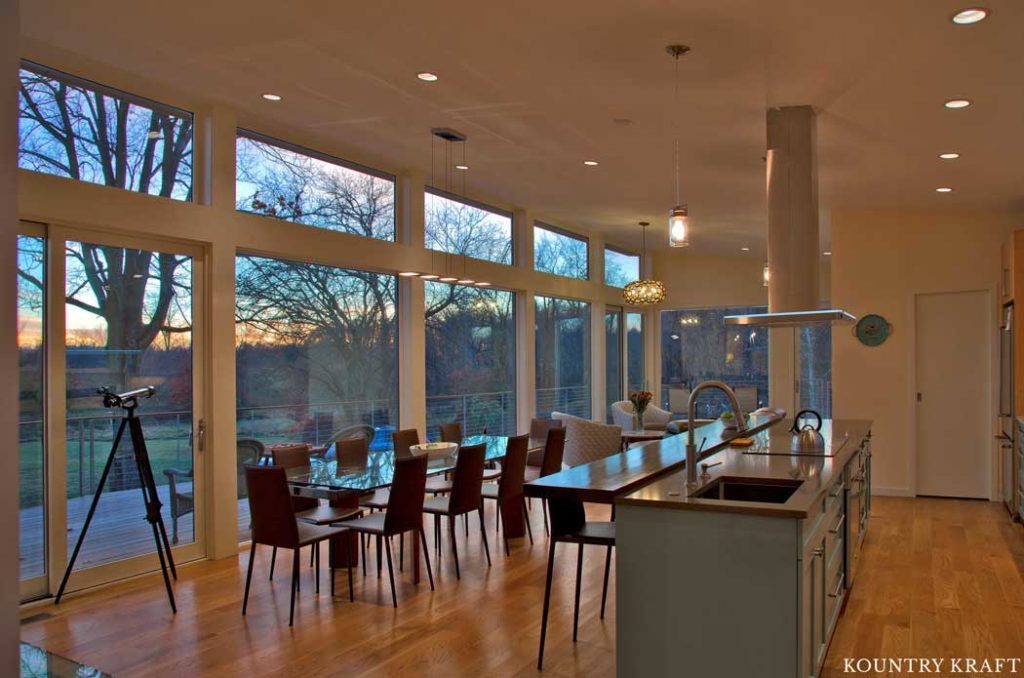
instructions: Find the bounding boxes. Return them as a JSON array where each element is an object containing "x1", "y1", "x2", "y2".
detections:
[
  {"x1": 533, "y1": 221, "x2": 590, "y2": 280},
  {"x1": 603, "y1": 244, "x2": 641, "y2": 288},
  {"x1": 424, "y1": 187, "x2": 515, "y2": 266}
]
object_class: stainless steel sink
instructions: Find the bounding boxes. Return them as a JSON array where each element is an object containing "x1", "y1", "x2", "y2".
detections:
[{"x1": 691, "y1": 477, "x2": 803, "y2": 504}]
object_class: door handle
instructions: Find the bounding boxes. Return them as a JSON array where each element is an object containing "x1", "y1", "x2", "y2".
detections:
[{"x1": 197, "y1": 418, "x2": 206, "y2": 453}]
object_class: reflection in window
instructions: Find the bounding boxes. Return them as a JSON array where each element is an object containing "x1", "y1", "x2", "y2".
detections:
[
  {"x1": 235, "y1": 132, "x2": 395, "y2": 241},
  {"x1": 535, "y1": 296, "x2": 591, "y2": 419},
  {"x1": 425, "y1": 283, "x2": 516, "y2": 437},
  {"x1": 235, "y1": 256, "x2": 399, "y2": 538},
  {"x1": 18, "y1": 62, "x2": 193, "y2": 200},
  {"x1": 626, "y1": 312, "x2": 645, "y2": 392},
  {"x1": 799, "y1": 325, "x2": 832, "y2": 417},
  {"x1": 660, "y1": 306, "x2": 768, "y2": 417},
  {"x1": 534, "y1": 223, "x2": 588, "y2": 279},
  {"x1": 425, "y1": 190, "x2": 513, "y2": 265},
  {"x1": 604, "y1": 247, "x2": 639, "y2": 288},
  {"x1": 17, "y1": 235, "x2": 45, "y2": 580}
]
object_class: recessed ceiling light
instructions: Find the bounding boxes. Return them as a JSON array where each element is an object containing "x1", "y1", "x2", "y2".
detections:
[
  {"x1": 475, "y1": 281, "x2": 492, "y2": 287},
  {"x1": 454, "y1": 164, "x2": 469, "y2": 171},
  {"x1": 936, "y1": 187, "x2": 954, "y2": 193},
  {"x1": 398, "y1": 271, "x2": 420, "y2": 277},
  {"x1": 262, "y1": 93, "x2": 282, "y2": 101},
  {"x1": 823, "y1": 251, "x2": 832, "y2": 256},
  {"x1": 740, "y1": 247, "x2": 750, "y2": 251},
  {"x1": 951, "y1": 7, "x2": 989, "y2": 24},
  {"x1": 583, "y1": 160, "x2": 599, "y2": 167},
  {"x1": 944, "y1": 99, "x2": 972, "y2": 109},
  {"x1": 938, "y1": 152, "x2": 961, "y2": 160},
  {"x1": 439, "y1": 276, "x2": 458, "y2": 282},
  {"x1": 457, "y1": 279, "x2": 475, "y2": 284},
  {"x1": 419, "y1": 274, "x2": 440, "y2": 280},
  {"x1": 416, "y1": 72, "x2": 438, "y2": 82}
]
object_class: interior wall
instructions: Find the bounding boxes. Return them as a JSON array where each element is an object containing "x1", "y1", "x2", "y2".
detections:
[
  {"x1": 1, "y1": 0, "x2": 21, "y2": 669},
  {"x1": 652, "y1": 252, "x2": 768, "y2": 310},
  {"x1": 831, "y1": 209, "x2": 1023, "y2": 496}
]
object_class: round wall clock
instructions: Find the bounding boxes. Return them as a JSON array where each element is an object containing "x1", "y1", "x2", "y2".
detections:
[{"x1": 855, "y1": 314, "x2": 891, "y2": 347}]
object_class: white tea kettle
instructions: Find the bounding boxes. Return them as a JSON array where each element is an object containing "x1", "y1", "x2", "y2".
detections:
[{"x1": 789, "y1": 409, "x2": 825, "y2": 454}]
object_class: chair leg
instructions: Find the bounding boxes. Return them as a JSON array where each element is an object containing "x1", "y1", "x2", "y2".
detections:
[
  {"x1": 495, "y1": 499, "x2": 501, "y2": 535},
  {"x1": 573, "y1": 543, "x2": 584, "y2": 642},
  {"x1": 384, "y1": 536, "x2": 398, "y2": 609},
  {"x1": 242, "y1": 544, "x2": 256, "y2": 616},
  {"x1": 360, "y1": 533, "x2": 367, "y2": 577},
  {"x1": 399, "y1": 532, "x2": 404, "y2": 572},
  {"x1": 543, "y1": 499, "x2": 549, "y2": 536},
  {"x1": 171, "y1": 511, "x2": 179, "y2": 545},
  {"x1": 537, "y1": 540, "x2": 557, "y2": 671},
  {"x1": 289, "y1": 549, "x2": 300, "y2": 627},
  {"x1": 376, "y1": 535, "x2": 382, "y2": 578},
  {"x1": 314, "y1": 542, "x2": 320, "y2": 594},
  {"x1": 269, "y1": 546, "x2": 277, "y2": 580},
  {"x1": 310, "y1": 541, "x2": 315, "y2": 567},
  {"x1": 600, "y1": 545, "x2": 613, "y2": 620},
  {"x1": 523, "y1": 497, "x2": 534, "y2": 545},
  {"x1": 344, "y1": 534, "x2": 355, "y2": 602},
  {"x1": 449, "y1": 515, "x2": 460, "y2": 580},
  {"x1": 478, "y1": 508, "x2": 491, "y2": 566},
  {"x1": 464, "y1": 513, "x2": 469, "y2": 537},
  {"x1": 434, "y1": 514, "x2": 441, "y2": 558},
  {"x1": 419, "y1": 526, "x2": 435, "y2": 591}
]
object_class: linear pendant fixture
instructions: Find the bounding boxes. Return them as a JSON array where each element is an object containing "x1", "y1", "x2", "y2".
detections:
[
  {"x1": 666, "y1": 44, "x2": 691, "y2": 248},
  {"x1": 623, "y1": 221, "x2": 667, "y2": 305}
]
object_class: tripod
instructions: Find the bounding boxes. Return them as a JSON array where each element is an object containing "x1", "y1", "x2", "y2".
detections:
[{"x1": 55, "y1": 398, "x2": 178, "y2": 613}]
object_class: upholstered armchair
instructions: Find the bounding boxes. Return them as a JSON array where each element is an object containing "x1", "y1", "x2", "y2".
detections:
[
  {"x1": 551, "y1": 412, "x2": 622, "y2": 468},
  {"x1": 609, "y1": 401, "x2": 673, "y2": 431}
]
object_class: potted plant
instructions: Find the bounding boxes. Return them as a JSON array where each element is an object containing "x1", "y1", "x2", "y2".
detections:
[
  {"x1": 628, "y1": 390, "x2": 653, "y2": 431},
  {"x1": 719, "y1": 410, "x2": 738, "y2": 430}
]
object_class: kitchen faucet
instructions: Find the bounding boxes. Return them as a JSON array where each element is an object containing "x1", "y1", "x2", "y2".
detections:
[{"x1": 686, "y1": 380, "x2": 747, "y2": 484}]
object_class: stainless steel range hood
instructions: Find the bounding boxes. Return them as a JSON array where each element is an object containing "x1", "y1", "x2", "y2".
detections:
[{"x1": 724, "y1": 309, "x2": 857, "y2": 327}]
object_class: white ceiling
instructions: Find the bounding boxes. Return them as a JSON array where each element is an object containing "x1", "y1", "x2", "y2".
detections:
[{"x1": 19, "y1": 0, "x2": 1024, "y2": 254}]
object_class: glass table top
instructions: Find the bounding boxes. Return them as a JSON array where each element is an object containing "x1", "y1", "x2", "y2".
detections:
[{"x1": 285, "y1": 434, "x2": 543, "y2": 492}]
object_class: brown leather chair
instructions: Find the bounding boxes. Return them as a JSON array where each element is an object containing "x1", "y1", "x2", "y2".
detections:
[
  {"x1": 335, "y1": 436, "x2": 369, "y2": 468},
  {"x1": 360, "y1": 429, "x2": 423, "y2": 512},
  {"x1": 481, "y1": 434, "x2": 532, "y2": 555},
  {"x1": 524, "y1": 427, "x2": 567, "y2": 536},
  {"x1": 242, "y1": 465, "x2": 353, "y2": 626},
  {"x1": 527, "y1": 418, "x2": 564, "y2": 467},
  {"x1": 423, "y1": 442, "x2": 490, "y2": 579},
  {"x1": 536, "y1": 501, "x2": 615, "y2": 670},
  {"x1": 440, "y1": 421, "x2": 500, "y2": 482},
  {"x1": 336, "y1": 455, "x2": 434, "y2": 608}
]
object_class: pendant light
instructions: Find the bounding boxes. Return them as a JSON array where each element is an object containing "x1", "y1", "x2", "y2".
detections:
[
  {"x1": 623, "y1": 222, "x2": 667, "y2": 305},
  {"x1": 666, "y1": 44, "x2": 691, "y2": 248}
]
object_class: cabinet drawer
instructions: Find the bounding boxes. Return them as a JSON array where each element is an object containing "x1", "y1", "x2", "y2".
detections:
[
  {"x1": 825, "y1": 544, "x2": 845, "y2": 635},
  {"x1": 803, "y1": 476, "x2": 845, "y2": 550}
]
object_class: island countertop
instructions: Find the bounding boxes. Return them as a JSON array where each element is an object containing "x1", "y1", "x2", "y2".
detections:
[
  {"x1": 523, "y1": 410, "x2": 786, "y2": 504},
  {"x1": 617, "y1": 418, "x2": 873, "y2": 518}
]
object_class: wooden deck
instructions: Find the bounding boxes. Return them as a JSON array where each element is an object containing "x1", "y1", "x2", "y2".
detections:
[{"x1": 20, "y1": 486, "x2": 250, "y2": 579}]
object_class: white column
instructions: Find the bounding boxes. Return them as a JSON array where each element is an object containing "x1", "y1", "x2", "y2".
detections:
[
  {"x1": 0, "y1": 0, "x2": 20, "y2": 669},
  {"x1": 590, "y1": 233, "x2": 607, "y2": 420},
  {"x1": 399, "y1": 170, "x2": 427, "y2": 437},
  {"x1": 515, "y1": 209, "x2": 536, "y2": 432},
  {"x1": 766, "y1": 106, "x2": 820, "y2": 414}
]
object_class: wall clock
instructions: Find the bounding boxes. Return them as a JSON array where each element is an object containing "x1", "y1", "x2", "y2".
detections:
[{"x1": 855, "y1": 314, "x2": 891, "y2": 347}]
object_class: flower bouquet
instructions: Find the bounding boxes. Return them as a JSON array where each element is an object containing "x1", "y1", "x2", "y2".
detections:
[{"x1": 628, "y1": 390, "x2": 654, "y2": 431}]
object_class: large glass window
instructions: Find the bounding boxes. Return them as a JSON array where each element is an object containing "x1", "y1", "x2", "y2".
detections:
[
  {"x1": 18, "y1": 235, "x2": 45, "y2": 581},
  {"x1": 234, "y1": 256, "x2": 399, "y2": 490},
  {"x1": 799, "y1": 325, "x2": 832, "y2": 417},
  {"x1": 425, "y1": 189, "x2": 513, "y2": 265},
  {"x1": 604, "y1": 247, "x2": 639, "y2": 288},
  {"x1": 534, "y1": 223, "x2": 588, "y2": 280},
  {"x1": 425, "y1": 283, "x2": 516, "y2": 437},
  {"x1": 18, "y1": 62, "x2": 193, "y2": 200},
  {"x1": 535, "y1": 296, "x2": 591, "y2": 419},
  {"x1": 660, "y1": 306, "x2": 768, "y2": 416},
  {"x1": 235, "y1": 131, "x2": 396, "y2": 241},
  {"x1": 605, "y1": 308, "x2": 623, "y2": 422},
  {"x1": 626, "y1": 312, "x2": 645, "y2": 392}
]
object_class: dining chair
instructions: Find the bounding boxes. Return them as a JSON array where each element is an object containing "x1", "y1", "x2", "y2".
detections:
[
  {"x1": 536, "y1": 500, "x2": 615, "y2": 670},
  {"x1": 423, "y1": 442, "x2": 490, "y2": 579},
  {"x1": 524, "y1": 427, "x2": 566, "y2": 536},
  {"x1": 481, "y1": 434, "x2": 532, "y2": 555},
  {"x1": 335, "y1": 455, "x2": 434, "y2": 608},
  {"x1": 527, "y1": 418, "x2": 563, "y2": 467},
  {"x1": 335, "y1": 436, "x2": 369, "y2": 468},
  {"x1": 440, "y1": 421, "x2": 500, "y2": 482},
  {"x1": 242, "y1": 466, "x2": 353, "y2": 626}
]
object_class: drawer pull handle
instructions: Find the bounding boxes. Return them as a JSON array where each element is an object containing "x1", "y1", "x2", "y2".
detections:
[
  {"x1": 829, "y1": 514, "x2": 846, "y2": 535},
  {"x1": 828, "y1": 573, "x2": 845, "y2": 599},
  {"x1": 812, "y1": 546, "x2": 824, "y2": 558}
]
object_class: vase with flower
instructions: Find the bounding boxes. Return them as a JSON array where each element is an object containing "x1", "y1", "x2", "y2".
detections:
[{"x1": 628, "y1": 390, "x2": 653, "y2": 432}]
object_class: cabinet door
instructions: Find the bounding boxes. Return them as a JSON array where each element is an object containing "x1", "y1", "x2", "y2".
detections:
[
  {"x1": 812, "y1": 537, "x2": 828, "y2": 673},
  {"x1": 800, "y1": 553, "x2": 814, "y2": 678}
]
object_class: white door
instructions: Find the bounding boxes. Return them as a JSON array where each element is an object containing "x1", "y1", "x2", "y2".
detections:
[{"x1": 915, "y1": 290, "x2": 991, "y2": 498}]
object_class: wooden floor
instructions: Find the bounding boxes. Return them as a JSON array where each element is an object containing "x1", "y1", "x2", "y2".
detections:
[{"x1": 18, "y1": 497, "x2": 1024, "y2": 677}]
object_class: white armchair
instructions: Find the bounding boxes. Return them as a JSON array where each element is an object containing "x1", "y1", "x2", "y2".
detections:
[
  {"x1": 609, "y1": 401, "x2": 673, "y2": 431},
  {"x1": 551, "y1": 412, "x2": 622, "y2": 467}
]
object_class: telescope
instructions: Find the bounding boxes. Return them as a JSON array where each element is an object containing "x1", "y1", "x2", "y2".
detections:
[{"x1": 98, "y1": 385, "x2": 156, "y2": 409}]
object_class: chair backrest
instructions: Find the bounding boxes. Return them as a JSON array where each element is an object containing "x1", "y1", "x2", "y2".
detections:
[
  {"x1": 329, "y1": 424, "x2": 376, "y2": 445},
  {"x1": 563, "y1": 417, "x2": 621, "y2": 468},
  {"x1": 383, "y1": 455, "x2": 428, "y2": 535},
  {"x1": 392, "y1": 428, "x2": 420, "y2": 460},
  {"x1": 668, "y1": 388, "x2": 692, "y2": 414},
  {"x1": 245, "y1": 465, "x2": 299, "y2": 549},
  {"x1": 529, "y1": 417, "x2": 563, "y2": 440},
  {"x1": 335, "y1": 437, "x2": 369, "y2": 468},
  {"x1": 236, "y1": 438, "x2": 265, "y2": 498},
  {"x1": 735, "y1": 386, "x2": 758, "y2": 414},
  {"x1": 498, "y1": 434, "x2": 529, "y2": 499},
  {"x1": 609, "y1": 401, "x2": 634, "y2": 430},
  {"x1": 447, "y1": 442, "x2": 486, "y2": 515},
  {"x1": 540, "y1": 427, "x2": 567, "y2": 477},
  {"x1": 271, "y1": 444, "x2": 311, "y2": 470},
  {"x1": 439, "y1": 422, "x2": 463, "y2": 444}
]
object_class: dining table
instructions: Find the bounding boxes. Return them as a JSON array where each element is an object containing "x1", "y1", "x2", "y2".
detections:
[{"x1": 282, "y1": 434, "x2": 545, "y2": 583}]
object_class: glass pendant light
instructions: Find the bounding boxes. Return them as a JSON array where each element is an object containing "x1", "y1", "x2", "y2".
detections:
[
  {"x1": 623, "y1": 222, "x2": 667, "y2": 305},
  {"x1": 666, "y1": 45, "x2": 691, "y2": 248}
]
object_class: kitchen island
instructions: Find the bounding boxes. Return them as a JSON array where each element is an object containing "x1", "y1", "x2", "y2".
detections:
[{"x1": 615, "y1": 418, "x2": 872, "y2": 678}]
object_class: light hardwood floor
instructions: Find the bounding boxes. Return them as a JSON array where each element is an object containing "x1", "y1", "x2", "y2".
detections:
[{"x1": 19, "y1": 497, "x2": 1024, "y2": 677}]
